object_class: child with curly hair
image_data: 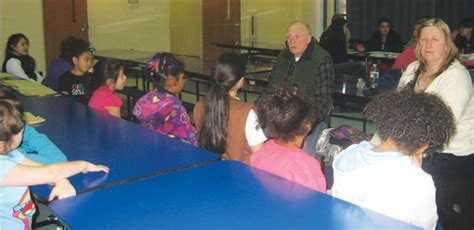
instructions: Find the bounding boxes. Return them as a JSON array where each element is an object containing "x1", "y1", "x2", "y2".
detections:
[
  {"x1": 332, "y1": 89, "x2": 455, "y2": 229},
  {"x1": 57, "y1": 38, "x2": 94, "y2": 104},
  {"x1": 251, "y1": 83, "x2": 326, "y2": 192}
]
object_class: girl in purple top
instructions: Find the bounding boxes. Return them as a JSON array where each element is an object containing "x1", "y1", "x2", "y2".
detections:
[{"x1": 133, "y1": 53, "x2": 197, "y2": 146}]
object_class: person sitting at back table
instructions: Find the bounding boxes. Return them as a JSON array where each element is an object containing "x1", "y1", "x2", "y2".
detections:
[
  {"x1": 404, "y1": 16, "x2": 430, "y2": 49},
  {"x1": 133, "y1": 53, "x2": 197, "y2": 146},
  {"x1": 0, "y1": 90, "x2": 67, "y2": 164},
  {"x1": 366, "y1": 17, "x2": 403, "y2": 53},
  {"x1": 194, "y1": 53, "x2": 267, "y2": 164},
  {"x1": 88, "y1": 59, "x2": 126, "y2": 118},
  {"x1": 2, "y1": 33, "x2": 43, "y2": 82},
  {"x1": 268, "y1": 21, "x2": 334, "y2": 158},
  {"x1": 252, "y1": 83, "x2": 326, "y2": 192},
  {"x1": 321, "y1": 17, "x2": 366, "y2": 82},
  {"x1": 57, "y1": 38, "x2": 94, "y2": 104},
  {"x1": 42, "y1": 37, "x2": 78, "y2": 91},
  {"x1": 332, "y1": 89, "x2": 455, "y2": 229},
  {"x1": 331, "y1": 14, "x2": 352, "y2": 49},
  {"x1": 454, "y1": 18, "x2": 473, "y2": 54},
  {"x1": 392, "y1": 17, "x2": 430, "y2": 71},
  {"x1": 320, "y1": 17, "x2": 350, "y2": 64}
]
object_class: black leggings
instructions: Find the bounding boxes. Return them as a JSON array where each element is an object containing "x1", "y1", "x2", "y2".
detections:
[{"x1": 422, "y1": 152, "x2": 474, "y2": 230}]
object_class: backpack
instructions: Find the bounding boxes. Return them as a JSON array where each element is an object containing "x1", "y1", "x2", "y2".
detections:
[{"x1": 316, "y1": 125, "x2": 372, "y2": 164}]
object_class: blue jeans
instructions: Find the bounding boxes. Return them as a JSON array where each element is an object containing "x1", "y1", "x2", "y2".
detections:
[{"x1": 302, "y1": 122, "x2": 328, "y2": 159}]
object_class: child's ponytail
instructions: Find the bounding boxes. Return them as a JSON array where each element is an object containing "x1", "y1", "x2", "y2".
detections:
[
  {"x1": 198, "y1": 53, "x2": 245, "y2": 154},
  {"x1": 147, "y1": 52, "x2": 184, "y2": 88}
]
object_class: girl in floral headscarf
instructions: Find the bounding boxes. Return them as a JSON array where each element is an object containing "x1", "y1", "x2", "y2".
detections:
[{"x1": 133, "y1": 53, "x2": 197, "y2": 145}]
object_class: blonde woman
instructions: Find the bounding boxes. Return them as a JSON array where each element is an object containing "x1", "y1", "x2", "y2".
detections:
[{"x1": 398, "y1": 18, "x2": 474, "y2": 230}]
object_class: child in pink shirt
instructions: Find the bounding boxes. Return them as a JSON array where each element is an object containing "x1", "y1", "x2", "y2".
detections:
[
  {"x1": 251, "y1": 84, "x2": 326, "y2": 192},
  {"x1": 88, "y1": 59, "x2": 126, "y2": 117}
]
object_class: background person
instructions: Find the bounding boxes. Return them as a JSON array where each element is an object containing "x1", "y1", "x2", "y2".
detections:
[
  {"x1": 366, "y1": 17, "x2": 403, "y2": 52},
  {"x1": 2, "y1": 33, "x2": 43, "y2": 82}
]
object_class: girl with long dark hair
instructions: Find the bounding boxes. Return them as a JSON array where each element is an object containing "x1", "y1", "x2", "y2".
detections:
[{"x1": 193, "y1": 53, "x2": 266, "y2": 164}]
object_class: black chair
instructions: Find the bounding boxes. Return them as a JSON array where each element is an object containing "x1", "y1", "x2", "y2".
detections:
[{"x1": 117, "y1": 86, "x2": 145, "y2": 122}]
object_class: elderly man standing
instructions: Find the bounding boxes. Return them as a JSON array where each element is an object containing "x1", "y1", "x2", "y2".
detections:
[{"x1": 267, "y1": 21, "x2": 334, "y2": 158}]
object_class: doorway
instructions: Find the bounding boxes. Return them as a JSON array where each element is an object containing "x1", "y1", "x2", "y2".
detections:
[
  {"x1": 202, "y1": 0, "x2": 241, "y2": 61},
  {"x1": 42, "y1": 0, "x2": 89, "y2": 69}
]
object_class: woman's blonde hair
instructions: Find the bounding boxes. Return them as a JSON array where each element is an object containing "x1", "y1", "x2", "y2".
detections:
[{"x1": 414, "y1": 18, "x2": 459, "y2": 78}]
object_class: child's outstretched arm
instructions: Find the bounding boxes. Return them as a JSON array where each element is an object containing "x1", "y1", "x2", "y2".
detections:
[{"x1": 0, "y1": 160, "x2": 109, "y2": 187}]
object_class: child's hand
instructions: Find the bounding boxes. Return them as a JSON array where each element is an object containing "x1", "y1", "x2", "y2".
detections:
[
  {"x1": 82, "y1": 161, "x2": 110, "y2": 174},
  {"x1": 49, "y1": 179, "x2": 76, "y2": 201}
]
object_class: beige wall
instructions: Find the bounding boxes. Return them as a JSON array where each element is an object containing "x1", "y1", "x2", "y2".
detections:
[
  {"x1": 302, "y1": 0, "x2": 324, "y2": 38},
  {"x1": 0, "y1": 0, "x2": 46, "y2": 73},
  {"x1": 169, "y1": 0, "x2": 202, "y2": 57},
  {"x1": 240, "y1": 0, "x2": 322, "y2": 44},
  {"x1": 241, "y1": 0, "x2": 300, "y2": 44},
  {"x1": 326, "y1": 0, "x2": 336, "y2": 27},
  {"x1": 88, "y1": 0, "x2": 170, "y2": 53}
]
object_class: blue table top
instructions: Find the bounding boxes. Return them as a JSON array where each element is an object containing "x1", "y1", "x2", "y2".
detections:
[
  {"x1": 50, "y1": 161, "x2": 420, "y2": 229},
  {"x1": 19, "y1": 95, "x2": 219, "y2": 200}
]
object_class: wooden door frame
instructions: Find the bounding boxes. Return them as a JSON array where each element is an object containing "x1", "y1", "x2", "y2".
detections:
[
  {"x1": 42, "y1": 0, "x2": 89, "y2": 70},
  {"x1": 202, "y1": 0, "x2": 241, "y2": 61}
]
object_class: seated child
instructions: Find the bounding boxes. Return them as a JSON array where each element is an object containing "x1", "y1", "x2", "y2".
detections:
[
  {"x1": 133, "y1": 53, "x2": 197, "y2": 145},
  {"x1": 0, "y1": 99, "x2": 109, "y2": 229},
  {"x1": 193, "y1": 53, "x2": 266, "y2": 163},
  {"x1": 251, "y1": 83, "x2": 326, "y2": 192},
  {"x1": 0, "y1": 90, "x2": 67, "y2": 164},
  {"x1": 331, "y1": 89, "x2": 455, "y2": 229},
  {"x1": 88, "y1": 59, "x2": 126, "y2": 117},
  {"x1": 57, "y1": 38, "x2": 93, "y2": 104},
  {"x1": 42, "y1": 37, "x2": 76, "y2": 91},
  {"x1": 2, "y1": 33, "x2": 43, "y2": 82}
]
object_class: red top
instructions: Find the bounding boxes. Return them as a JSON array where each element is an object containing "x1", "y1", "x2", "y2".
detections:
[
  {"x1": 88, "y1": 85, "x2": 123, "y2": 113},
  {"x1": 251, "y1": 140, "x2": 326, "y2": 192},
  {"x1": 392, "y1": 43, "x2": 417, "y2": 70}
]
